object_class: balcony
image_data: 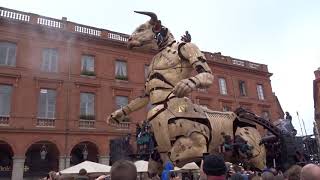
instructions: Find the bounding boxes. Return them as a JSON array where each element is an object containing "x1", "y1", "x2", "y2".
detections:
[
  {"x1": 0, "y1": 116, "x2": 9, "y2": 126},
  {"x1": 110, "y1": 122, "x2": 130, "y2": 130},
  {"x1": 36, "y1": 118, "x2": 55, "y2": 127},
  {"x1": 79, "y1": 119, "x2": 95, "y2": 129}
]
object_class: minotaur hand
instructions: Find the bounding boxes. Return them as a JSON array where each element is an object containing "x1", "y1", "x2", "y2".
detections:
[
  {"x1": 173, "y1": 79, "x2": 196, "y2": 97},
  {"x1": 106, "y1": 109, "x2": 126, "y2": 124}
]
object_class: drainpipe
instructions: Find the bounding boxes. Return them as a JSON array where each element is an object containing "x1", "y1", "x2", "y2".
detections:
[
  {"x1": 63, "y1": 18, "x2": 71, "y2": 168},
  {"x1": 231, "y1": 75, "x2": 238, "y2": 107}
]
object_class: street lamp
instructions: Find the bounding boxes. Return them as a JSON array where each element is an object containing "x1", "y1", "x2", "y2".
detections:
[
  {"x1": 40, "y1": 145, "x2": 47, "y2": 160},
  {"x1": 82, "y1": 144, "x2": 88, "y2": 160}
]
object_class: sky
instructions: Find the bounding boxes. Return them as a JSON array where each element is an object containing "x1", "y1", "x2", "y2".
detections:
[{"x1": 1, "y1": 0, "x2": 319, "y2": 135}]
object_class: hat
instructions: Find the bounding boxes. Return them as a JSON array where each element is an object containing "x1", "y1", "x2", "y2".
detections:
[{"x1": 203, "y1": 155, "x2": 227, "y2": 176}]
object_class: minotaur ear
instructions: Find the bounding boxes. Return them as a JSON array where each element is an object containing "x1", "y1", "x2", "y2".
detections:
[{"x1": 152, "y1": 20, "x2": 162, "y2": 33}]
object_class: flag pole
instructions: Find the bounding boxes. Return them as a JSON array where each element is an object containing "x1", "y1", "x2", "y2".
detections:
[{"x1": 296, "y1": 111, "x2": 304, "y2": 136}]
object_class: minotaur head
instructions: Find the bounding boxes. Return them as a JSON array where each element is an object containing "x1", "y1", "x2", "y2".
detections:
[{"x1": 127, "y1": 11, "x2": 174, "y2": 50}]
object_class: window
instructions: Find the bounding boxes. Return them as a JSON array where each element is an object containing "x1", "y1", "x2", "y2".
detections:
[
  {"x1": 41, "y1": 48, "x2": 58, "y2": 72},
  {"x1": 196, "y1": 98, "x2": 210, "y2": 108},
  {"x1": 80, "y1": 93, "x2": 95, "y2": 120},
  {"x1": 115, "y1": 60, "x2": 127, "y2": 80},
  {"x1": 218, "y1": 78, "x2": 228, "y2": 95},
  {"x1": 239, "y1": 80, "x2": 247, "y2": 96},
  {"x1": 81, "y1": 55, "x2": 95, "y2": 76},
  {"x1": 0, "y1": 42, "x2": 16, "y2": 66},
  {"x1": 262, "y1": 111, "x2": 270, "y2": 121},
  {"x1": 0, "y1": 85, "x2": 12, "y2": 116},
  {"x1": 37, "y1": 89, "x2": 56, "y2": 119},
  {"x1": 115, "y1": 96, "x2": 128, "y2": 109},
  {"x1": 222, "y1": 105, "x2": 231, "y2": 112},
  {"x1": 257, "y1": 84, "x2": 265, "y2": 100},
  {"x1": 144, "y1": 65, "x2": 149, "y2": 80}
]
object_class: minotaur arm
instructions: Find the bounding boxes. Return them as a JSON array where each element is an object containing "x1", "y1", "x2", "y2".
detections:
[
  {"x1": 121, "y1": 93, "x2": 149, "y2": 115},
  {"x1": 179, "y1": 42, "x2": 214, "y2": 88},
  {"x1": 172, "y1": 42, "x2": 213, "y2": 97}
]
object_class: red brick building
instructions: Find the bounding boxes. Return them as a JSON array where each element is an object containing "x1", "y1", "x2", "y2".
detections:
[
  {"x1": 0, "y1": 7, "x2": 283, "y2": 179},
  {"x1": 314, "y1": 68, "x2": 320, "y2": 145}
]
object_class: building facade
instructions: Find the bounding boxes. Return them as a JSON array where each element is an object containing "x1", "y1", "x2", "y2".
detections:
[
  {"x1": 314, "y1": 68, "x2": 320, "y2": 150},
  {"x1": 0, "y1": 7, "x2": 282, "y2": 179}
]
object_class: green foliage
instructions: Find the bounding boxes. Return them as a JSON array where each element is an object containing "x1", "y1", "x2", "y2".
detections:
[
  {"x1": 79, "y1": 114, "x2": 95, "y2": 120},
  {"x1": 81, "y1": 71, "x2": 96, "y2": 76},
  {"x1": 115, "y1": 75, "x2": 128, "y2": 81}
]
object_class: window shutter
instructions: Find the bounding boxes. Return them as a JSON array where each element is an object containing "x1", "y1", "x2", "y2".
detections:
[
  {"x1": 0, "y1": 47, "x2": 6, "y2": 65},
  {"x1": 50, "y1": 50, "x2": 58, "y2": 72},
  {"x1": 88, "y1": 93, "x2": 95, "y2": 115},
  {"x1": 8, "y1": 45, "x2": 16, "y2": 66},
  {"x1": 0, "y1": 42, "x2": 16, "y2": 66},
  {"x1": 0, "y1": 85, "x2": 12, "y2": 116},
  {"x1": 42, "y1": 49, "x2": 50, "y2": 71}
]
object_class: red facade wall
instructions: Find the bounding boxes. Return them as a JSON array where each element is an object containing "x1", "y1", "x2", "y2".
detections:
[{"x1": 314, "y1": 69, "x2": 320, "y2": 134}]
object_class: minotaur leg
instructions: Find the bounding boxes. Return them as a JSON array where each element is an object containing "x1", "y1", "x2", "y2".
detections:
[
  {"x1": 169, "y1": 132, "x2": 207, "y2": 167},
  {"x1": 235, "y1": 127, "x2": 266, "y2": 170}
]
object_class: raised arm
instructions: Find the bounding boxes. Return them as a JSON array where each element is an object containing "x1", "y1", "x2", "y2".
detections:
[
  {"x1": 173, "y1": 42, "x2": 214, "y2": 97},
  {"x1": 107, "y1": 93, "x2": 149, "y2": 124}
]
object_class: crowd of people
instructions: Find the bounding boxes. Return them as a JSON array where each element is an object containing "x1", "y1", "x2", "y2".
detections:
[
  {"x1": 197, "y1": 155, "x2": 320, "y2": 180},
  {"x1": 42, "y1": 155, "x2": 320, "y2": 180}
]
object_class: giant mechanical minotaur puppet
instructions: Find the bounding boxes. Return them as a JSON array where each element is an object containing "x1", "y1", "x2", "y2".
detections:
[{"x1": 108, "y1": 11, "x2": 266, "y2": 177}]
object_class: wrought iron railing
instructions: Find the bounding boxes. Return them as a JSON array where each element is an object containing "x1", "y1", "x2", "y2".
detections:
[
  {"x1": 36, "y1": 118, "x2": 55, "y2": 127},
  {"x1": 110, "y1": 122, "x2": 130, "y2": 130},
  {"x1": 79, "y1": 119, "x2": 95, "y2": 129},
  {"x1": 0, "y1": 116, "x2": 9, "y2": 126}
]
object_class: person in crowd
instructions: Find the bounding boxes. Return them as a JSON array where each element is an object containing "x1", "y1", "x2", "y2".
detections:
[
  {"x1": 200, "y1": 154, "x2": 227, "y2": 180},
  {"x1": 261, "y1": 171, "x2": 274, "y2": 180},
  {"x1": 169, "y1": 172, "x2": 181, "y2": 180},
  {"x1": 42, "y1": 171, "x2": 59, "y2": 180},
  {"x1": 283, "y1": 165, "x2": 301, "y2": 180},
  {"x1": 274, "y1": 174, "x2": 285, "y2": 180},
  {"x1": 300, "y1": 163, "x2": 320, "y2": 180},
  {"x1": 95, "y1": 175, "x2": 108, "y2": 180},
  {"x1": 230, "y1": 173, "x2": 245, "y2": 180},
  {"x1": 74, "y1": 168, "x2": 89, "y2": 180},
  {"x1": 161, "y1": 161, "x2": 174, "y2": 180},
  {"x1": 110, "y1": 160, "x2": 137, "y2": 180},
  {"x1": 250, "y1": 175, "x2": 262, "y2": 180}
]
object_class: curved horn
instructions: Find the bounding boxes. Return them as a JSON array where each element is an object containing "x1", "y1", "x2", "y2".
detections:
[{"x1": 134, "y1": 11, "x2": 158, "y2": 24}]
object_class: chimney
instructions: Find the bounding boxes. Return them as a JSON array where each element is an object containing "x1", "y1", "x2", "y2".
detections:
[
  {"x1": 315, "y1": 68, "x2": 320, "y2": 79},
  {"x1": 62, "y1": 17, "x2": 67, "y2": 21}
]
